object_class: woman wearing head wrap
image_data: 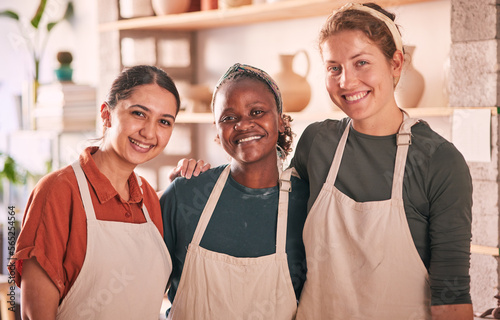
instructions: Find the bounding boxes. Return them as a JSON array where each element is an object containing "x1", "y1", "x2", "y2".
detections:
[
  {"x1": 160, "y1": 63, "x2": 309, "y2": 320},
  {"x1": 292, "y1": 2, "x2": 473, "y2": 319}
]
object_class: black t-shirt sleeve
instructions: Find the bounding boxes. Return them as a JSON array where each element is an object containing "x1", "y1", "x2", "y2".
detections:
[
  {"x1": 286, "y1": 176, "x2": 309, "y2": 299},
  {"x1": 290, "y1": 122, "x2": 324, "y2": 181},
  {"x1": 160, "y1": 181, "x2": 178, "y2": 292},
  {"x1": 160, "y1": 182, "x2": 177, "y2": 257},
  {"x1": 426, "y1": 142, "x2": 472, "y2": 305}
]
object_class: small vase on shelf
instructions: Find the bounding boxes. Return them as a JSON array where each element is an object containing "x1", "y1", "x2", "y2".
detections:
[
  {"x1": 395, "y1": 45, "x2": 425, "y2": 108},
  {"x1": 273, "y1": 50, "x2": 311, "y2": 112},
  {"x1": 218, "y1": 0, "x2": 251, "y2": 9},
  {"x1": 54, "y1": 51, "x2": 73, "y2": 82},
  {"x1": 152, "y1": 0, "x2": 191, "y2": 15},
  {"x1": 201, "y1": 0, "x2": 218, "y2": 10}
]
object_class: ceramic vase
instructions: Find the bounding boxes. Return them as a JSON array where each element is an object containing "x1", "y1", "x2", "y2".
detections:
[
  {"x1": 218, "y1": 0, "x2": 251, "y2": 9},
  {"x1": 152, "y1": 0, "x2": 191, "y2": 15},
  {"x1": 273, "y1": 50, "x2": 311, "y2": 112},
  {"x1": 395, "y1": 45, "x2": 425, "y2": 108},
  {"x1": 201, "y1": 0, "x2": 218, "y2": 10}
]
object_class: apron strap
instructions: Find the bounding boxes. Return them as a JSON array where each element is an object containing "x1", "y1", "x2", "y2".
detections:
[
  {"x1": 134, "y1": 172, "x2": 153, "y2": 223},
  {"x1": 325, "y1": 120, "x2": 351, "y2": 185},
  {"x1": 276, "y1": 168, "x2": 292, "y2": 254},
  {"x1": 391, "y1": 115, "x2": 420, "y2": 200},
  {"x1": 325, "y1": 111, "x2": 421, "y2": 200},
  {"x1": 71, "y1": 161, "x2": 97, "y2": 221},
  {"x1": 191, "y1": 165, "x2": 291, "y2": 254},
  {"x1": 191, "y1": 165, "x2": 231, "y2": 246}
]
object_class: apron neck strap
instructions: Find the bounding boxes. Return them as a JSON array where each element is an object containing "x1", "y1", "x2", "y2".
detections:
[
  {"x1": 134, "y1": 172, "x2": 153, "y2": 223},
  {"x1": 391, "y1": 115, "x2": 420, "y2": 199},
  {"x1": 72, "y1": 161, "x2": 97, "y2": 221},
  {"x1": 325, "y1": 111, "x2": 420, "y2": 199},
  {"x1": 325, "y1": 120, "x2": 351, "y2": 185},
  {"x1": 191, "y1": 165, "x2": 291, "y2": 254},
  {"x1": 72, "y1": 161, "x2": 153, "y2": 223},
  {"x1": 276, "y1": 168, "x2": 293, "y2": 254},
  {"x1": 191, "y1": 165, "x2": 231, "y2": 245}
]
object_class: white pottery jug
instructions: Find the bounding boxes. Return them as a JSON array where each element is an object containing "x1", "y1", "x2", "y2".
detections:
[
  {"x1": 273, "y1": 50, "x2": 312, "y2": 112},
  {"x1": 395, "y1": 45, "x2": 425, "y2": 108}
]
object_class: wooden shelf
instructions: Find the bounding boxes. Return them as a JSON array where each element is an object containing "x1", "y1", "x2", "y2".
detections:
[
  {"x1": 99, "y1": 0, "x2": 437, "y2": 32},
  {"x1": 175, "y1": 107, "x2": 498, "y2": 124},
  {"x1": 471, "y1": 244, "x2": 499, "y2": 257}
]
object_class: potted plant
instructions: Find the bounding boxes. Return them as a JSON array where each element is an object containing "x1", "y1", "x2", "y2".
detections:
[
  {"x1": 0, "y1": 153, "x2": 28, "y2": 186},
  {"x1": 55, "y1": 51, "x2": 73, "y2": 82},
  {"x1": 0, "y1": 0, "x2": 74, "y2": 101}
]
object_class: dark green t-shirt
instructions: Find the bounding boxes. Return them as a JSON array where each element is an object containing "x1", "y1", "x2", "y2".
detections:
[
  {"x1": 290, "y1": 118, "x2": 472, "y2": 306},
  {"x1": 160, "y1": 165, "x2": 309, "y2": 305}
]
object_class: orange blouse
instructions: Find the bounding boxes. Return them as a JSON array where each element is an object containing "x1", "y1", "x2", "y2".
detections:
[{"x1": 12, "y1": 146, "x2": 164, "y2": 300}]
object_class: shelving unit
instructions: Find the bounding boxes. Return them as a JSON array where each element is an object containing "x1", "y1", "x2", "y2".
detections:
[
  {"x1": 99, "y1": 0, "x2": 437, "y2": 32},
  {"x1": 99, "y1": 0, "x2": 447, "y2": 124},
  {"x1": 175, "y1": 107, "x2": 498, "y2": 124},
  {"x1": 97, "y1": 0, "x2": 454, "y2": 185}
]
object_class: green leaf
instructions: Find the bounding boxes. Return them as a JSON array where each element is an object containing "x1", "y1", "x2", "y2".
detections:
[
  {"x1": 3, "y1": 157, "x2": 17, "y2": 183},
  {"x1": 64, "y1": 1, "x2": 74, "y2": 20},
  {"x1": 31, "y1": 0, "x2": 48, "y2": 29},
  {"x1": 47, "y1": 2, "x2": 74, "y2": 32},
  {"x1": 0, "y1": 10, "x2": 20, "y2": 20},
  {"x1": 47, "y1": 21, "x2": 57, "y2": 32}
]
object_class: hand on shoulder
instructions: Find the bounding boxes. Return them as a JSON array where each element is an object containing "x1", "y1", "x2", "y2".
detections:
[{"x1": 169, "y1": 158, "x2": 211, "y2": 181}]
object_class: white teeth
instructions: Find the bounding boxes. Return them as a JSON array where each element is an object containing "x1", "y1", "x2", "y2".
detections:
[
  {"x1": 345, "y1": 92, "x2": 368, "y2": 102},
  {"x1": 130, "y1": 138, "x2": 153, "y2": 149},
  {"x1": 237, "y1": 136, "x2": 261, "y2": 144}
]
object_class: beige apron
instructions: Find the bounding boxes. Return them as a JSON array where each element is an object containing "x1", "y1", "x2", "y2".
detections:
[
  {"x1": 168, "y1": 165, "x2": 297, "y2": 320},
  {"x1": 56, "y1": 161, "x2": 172, "y2": 320},
  {"x1": 296, "y1": 116, "x2": 431, "y2": 320}
]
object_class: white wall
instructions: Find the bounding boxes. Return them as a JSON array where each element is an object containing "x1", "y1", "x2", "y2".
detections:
[
  {"x1": 0, "y1": 0, "x2": 99, "y2": 132},
  {"x1": 0, "y1": 0, "x2": 451, "y2": 166},
  {"x1": 195, "y1": 0, "x2": 452, "y2": 166}
]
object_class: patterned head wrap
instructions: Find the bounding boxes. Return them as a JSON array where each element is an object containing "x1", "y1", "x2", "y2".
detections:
[{"x1": 212, "y1": 63, "x2": 283, "y2": 113}]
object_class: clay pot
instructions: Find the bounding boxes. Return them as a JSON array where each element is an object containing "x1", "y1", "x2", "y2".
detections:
[
  {"x1": 152, "y1": 0, "x2": 191, "y2": 15},
  {"x1": 273, "y1": 50, "x2": 311, "y2": 112},
  {"x1": 218, "y1": 0, "x2": 251, "y2": 9},
  {"x1": 395, "y1": 45, "x2": 425, "y2": 108},
  {"x1": 201, "y1": 0, "x2": 218, "y2": 10}
]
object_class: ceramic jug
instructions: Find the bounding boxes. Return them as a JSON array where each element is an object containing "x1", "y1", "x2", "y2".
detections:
[
  {"x1": 395, "y1": 45, "x2": 425, "y2": 108},
  {"x1": 152, "y1": 0, "x2": 191, "y2": 15},
  {"x1": 218, "y1": 0, "x2": 251, "y2": 9},
  {"x1": 273, "y1": 50, "x2": 311, "y2": 112}
]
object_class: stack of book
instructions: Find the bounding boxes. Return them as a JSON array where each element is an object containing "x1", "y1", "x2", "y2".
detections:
[{"x1": 34, "y1": 82, "x2": 97, "y2": 131}]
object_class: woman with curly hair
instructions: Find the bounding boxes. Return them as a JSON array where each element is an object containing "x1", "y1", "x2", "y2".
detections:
[{"x1": 160, "y1": 63, "x2": 309, "y2": 320}]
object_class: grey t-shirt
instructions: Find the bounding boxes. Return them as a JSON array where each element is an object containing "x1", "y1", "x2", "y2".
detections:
[{"x1": 290, "y1": 117, "x2": 472, "y2": 306}]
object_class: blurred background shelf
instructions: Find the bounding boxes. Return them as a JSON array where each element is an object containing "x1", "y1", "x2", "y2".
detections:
[
  {"x1": 175, "y1": 107, "x2": 498, "y2": 124},
  {"x1": 99, "y1": 0, "x2": 438, "y2": 32}
]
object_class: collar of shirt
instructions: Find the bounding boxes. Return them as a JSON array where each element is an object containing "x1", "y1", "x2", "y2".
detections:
[{"x1": 79, "y1": 146, "x2": 144, "y2": 205}]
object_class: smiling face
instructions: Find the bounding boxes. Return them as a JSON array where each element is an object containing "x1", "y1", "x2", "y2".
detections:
[
  {"x1": 321, "y1": 29, "x2": 403, "y2": 129},
  {"x1": 102, "y1": 83, "x2": 177, "y2": 168},
  {"x1": 214, "y1": 77, "x2": 284, "y2": 167}
]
